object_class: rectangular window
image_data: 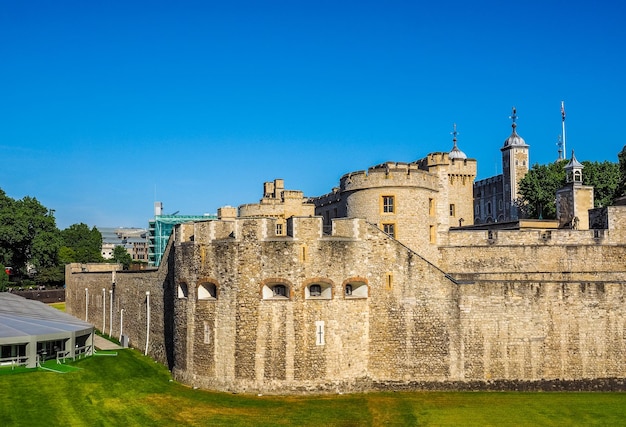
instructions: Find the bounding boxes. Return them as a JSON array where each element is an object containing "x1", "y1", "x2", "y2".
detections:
[
  {"x1": 429, "y1": 225, "x2": 436, "y2": 243},
  {"x1": 382, "y1": 223, "x2": 395, "y2": 238},
  {"x1": 382, "y1": 196, "x2": 395, "y2": 213},
  {"x1": 276, "y1": 223, "x2": 283, "y2": 235},
  {"x1": 449, "y1": 204, "x2": 456, "y2": 217},
  {"x1": 315, "y1": 321, "x2": 325, "y2": 346},
  {"x1": 429, "y1": 198, "x2": 435, "y2": 216}
]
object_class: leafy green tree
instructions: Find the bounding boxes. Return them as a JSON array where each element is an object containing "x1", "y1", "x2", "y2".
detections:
[
  {"x1": 581, "y1": 160, "x2": 620, "y2": 208},
  {"x1": 112, "y1": 245, "x2": 132, "y2": 270},
  {"x1": 517, "y1": 160, "x2": 567, "y2": 219},
  {"x1": 0, "y1": 191, "x2": 61, "y2": 277},
  {"x1": 60, "y1": 223, "x2": 104, "y2": 263},
  {"x1": 0, "y1": 265, "x2": 9, "y2": 291},
  {"x1": 518, "y1": 159, "x2": 620, "y2": 219}
]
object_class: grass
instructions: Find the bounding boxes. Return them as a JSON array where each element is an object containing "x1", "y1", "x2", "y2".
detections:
[
  {"x1": 1, "y1": 349, "x2": 626, "y2": 426},
  {"x1": 32, "y1": 301, "x2": 626, "y2": 425},
  {"x1": 47, "y1": 302, "x2": 66, "y2": 312}
]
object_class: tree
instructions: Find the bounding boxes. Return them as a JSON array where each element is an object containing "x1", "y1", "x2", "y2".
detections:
[
  {"x1": 580, "y1": 160, "x2": 620, "y2": 208},
  {"x1": 0, "y1": 265, "x2": 8, "y2": 291},
  {"x1": 59, "y1": 223, "x2": 104, "y2": 263},
  {"x1": 0, "y1": 191, "x2": 61, "y2": 277},
  {"x1": 517, "y1": 160, "x2": 567, "y2": 219},
  {"x1": 112, "y1": 245, "x2": 132, "y2": 270},
  {"x1": 518, "y1": 159, "x2": 621, "y2": 219}
]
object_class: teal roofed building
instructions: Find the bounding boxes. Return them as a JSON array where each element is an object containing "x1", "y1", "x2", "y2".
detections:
[{"x1": 148, "y1": 202, "x2": 217, "y2": 267}]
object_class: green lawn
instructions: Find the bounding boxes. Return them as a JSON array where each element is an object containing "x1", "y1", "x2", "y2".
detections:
[
  {"x1": 1, "y1": 349, "x2": 625, "y2": 426},
  {"x1": 47, "y1": 302, "x2": 66, "y2": 312}
]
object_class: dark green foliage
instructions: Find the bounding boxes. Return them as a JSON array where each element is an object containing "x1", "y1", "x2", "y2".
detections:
[
  {"x1": 59, "y1": 223, "x2": 104, "y2": 263},
  {"x1": 113, "y1": 245, "x2": 132, "y2": 270},
  {"x1": 518, "y1": 160, "x2": 567, "y2": 219},
  {"x1": 518, "y1": 159, "x2": 621, "y2": 219},
  {"x1": 581, "y1": 160, "x2": 621, "y2": 208},
  {"x1": 0, "y1": 189, "x2": 60, "y2": 277},
  {"x1": 0, "y1": 265, "x2": 8, "y2": 291}
]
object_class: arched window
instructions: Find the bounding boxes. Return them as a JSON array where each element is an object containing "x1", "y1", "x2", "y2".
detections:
[
  {"x1": 198, "y1": 282, "x2": 217, "y2": 300},
  {"x1": 178, "y1": 282, "x2": 188, "y2": 299},
  {"x1": 273, "y1": 285, "x2": 287, "y2": 297},
  {"x1": 305, "y1": 282, "x2": 332, "y2": 300},
  {"x1": 344, "y1": 281, "x2": 368, "y2": 299},
  {"x1": 261, "y1": 282, "x2": 292, "y2": 300}
]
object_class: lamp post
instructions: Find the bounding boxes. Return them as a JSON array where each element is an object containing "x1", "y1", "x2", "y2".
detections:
[
  {"x1": 119, "y1": 309, "x2": 124, "y2": 343},
  {"x1": 145, "y1": 291, "x2": 150, "y2": 356},
  {"x1": 109, "y1": 290, "x2": 113, "y2": 337},
  {"x1": 102, "y1": 288, "x2": 106, "y2": 333}
]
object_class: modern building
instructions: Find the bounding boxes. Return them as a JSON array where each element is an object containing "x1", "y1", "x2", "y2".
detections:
[
  {"x1": 0, "y1": 293, "x2": 93, "y2": 368},
  {"x1": 100, "y1": 227, "x2": 149, "y2": 262},
  {"x1": 148, "y1": 202, "x2": 217, "y2": 267}
]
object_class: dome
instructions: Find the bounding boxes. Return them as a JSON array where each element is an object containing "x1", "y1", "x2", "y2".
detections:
[
  {"x1": 502, "y1": 107, "x2": 528, "y2": 148},
  {"x1": 449, "y1": 123, "x2": 467, "y2": 159},
  {"x1": 449, "y1": 145, "x2": 467, "y2": 159},
  {"x1": 503, "y1": 128, "x2": 527, "y2": 147}
]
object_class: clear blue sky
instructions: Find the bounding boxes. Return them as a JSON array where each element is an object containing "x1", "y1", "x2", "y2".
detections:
[{"x1": 2, "y1": 1, "x2": 625, "y2": 229}]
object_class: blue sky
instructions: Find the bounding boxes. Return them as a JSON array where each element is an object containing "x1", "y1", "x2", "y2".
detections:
[{"x1": 2, "y1": 1, "x2": 625, "y2": 229}]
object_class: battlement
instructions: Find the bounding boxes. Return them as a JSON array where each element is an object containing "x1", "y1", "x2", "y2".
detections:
[
  {"x1": 175, "y1": 216, "x2": 365, "y2": 245},
  {"x1": 336, "y1": 163, "x2": 439, "y2": 193}
]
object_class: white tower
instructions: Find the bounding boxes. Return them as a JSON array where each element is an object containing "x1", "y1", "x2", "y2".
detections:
[{"x1": 500, "y1": 107, "x2": 529, "y2": 221}]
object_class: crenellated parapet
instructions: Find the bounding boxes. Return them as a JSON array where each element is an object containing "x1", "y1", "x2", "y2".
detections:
[
  {"x1": 338, "y1": 162, "x2": 439, "y2": 193},
  {"x1": 174, "y1": 216, "x2": 366, "y2": 246}
]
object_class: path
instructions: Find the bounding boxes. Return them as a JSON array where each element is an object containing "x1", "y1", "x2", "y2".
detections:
[{"x1": 94, "y1": 335, "x2": 123, "y2": 350}]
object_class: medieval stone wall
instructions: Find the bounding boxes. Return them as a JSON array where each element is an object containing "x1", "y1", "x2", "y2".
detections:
[
  {"x1": 65, "y1": 242, "x2": 175, "y2": 369},
  {"x1": 168, "y1": 217, "x2": 460, "y2": 393},
  {"x1": 65, "y1": 211, "x2": 626, "y2": 394}
]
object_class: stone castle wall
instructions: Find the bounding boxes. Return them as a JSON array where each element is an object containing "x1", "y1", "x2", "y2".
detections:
[{"x1": 66, "y1": 214, "x2": 626, "y2": 394}]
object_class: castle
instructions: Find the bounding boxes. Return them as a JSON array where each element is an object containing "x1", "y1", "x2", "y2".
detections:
[{"x1": 66, "y1": 110, "x2": 626, "y2": 393}]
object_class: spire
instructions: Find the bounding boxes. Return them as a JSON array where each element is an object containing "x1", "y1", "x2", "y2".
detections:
[
  {"x1": 449, "y1": 123, "x2": 467, "y2": 159},
  {"x1": 510, "y1": 106, "x2": 518, "y2": 131},
  {"x1": 502, "y1": 106, "x2": 527, "y2": 148},
  {"x1": 557, "y1": 135, "x2": 564, "y2": 161}
]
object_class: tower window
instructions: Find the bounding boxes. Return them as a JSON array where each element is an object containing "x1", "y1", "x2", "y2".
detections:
[
  {"x1": 382, "y1": 196, "x2": 395, "y2": 213},
  {"x1": 449, "y1": 204, "x2": 456, "y2": 217},
  {"x1": 382, "y1": 223, "x2": 395, "y2": 238}
]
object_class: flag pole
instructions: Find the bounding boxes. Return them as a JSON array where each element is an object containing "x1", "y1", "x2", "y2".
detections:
[{"x1": 561, "y1": 101, "x2": 566, "y2": 160}]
